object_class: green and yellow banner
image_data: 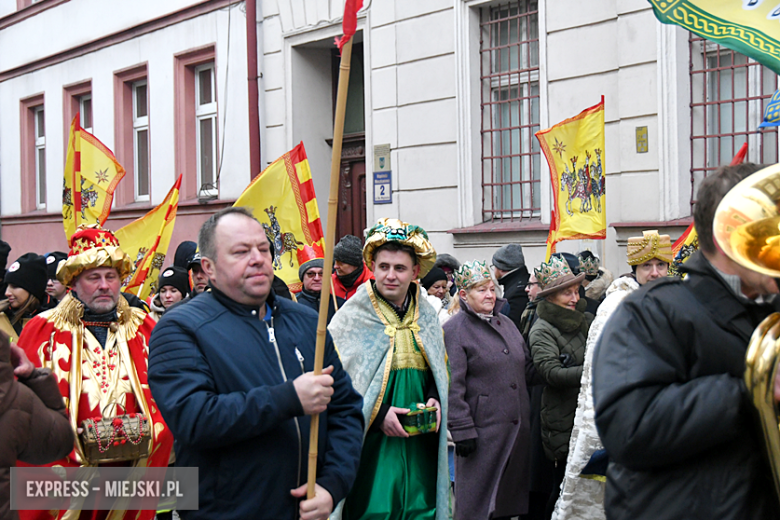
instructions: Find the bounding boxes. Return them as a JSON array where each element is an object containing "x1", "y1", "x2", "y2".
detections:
[{"x1": 649, "y1": 0, "x2": 780, "y2": 74}]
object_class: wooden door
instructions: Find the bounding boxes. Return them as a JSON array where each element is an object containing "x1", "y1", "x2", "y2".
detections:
[{"x1": 337, "y1": 135, "x2": 366, "y2": 239}]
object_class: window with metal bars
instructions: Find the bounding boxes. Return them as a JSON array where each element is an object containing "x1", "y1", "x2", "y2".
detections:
[
  {"x1": 480, "y1": 0, "x2": 540, "y2": 221},
  {"x1": 689, "y1": 34, "x2": 778, "y2": 206}
]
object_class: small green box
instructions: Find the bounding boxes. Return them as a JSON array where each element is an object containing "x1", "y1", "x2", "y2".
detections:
[{"x1": 399, "y1": 403, "x2": 437, "y2": 436}]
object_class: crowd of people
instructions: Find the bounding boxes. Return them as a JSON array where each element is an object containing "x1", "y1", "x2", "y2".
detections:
[{"x1": 1, "y1": 162, "x2": 779, "y2": 520}]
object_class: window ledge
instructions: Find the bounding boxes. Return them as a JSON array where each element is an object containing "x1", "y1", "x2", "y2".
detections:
[
  {"x1": 115, "y1": 200, "x2": 152, "y2": 211},
  {"x1": 610, "y1": 217, "x2": 692, "y2": 229},
  {"x1": 178, "y1": 197, "x2": 235, "y2": 208},
  {"x1": 449, "y1": 220, "x2": 548, "y2": 234},
  {"x1": 1, "y1": 209, "x2": 60, "y2": 223}
]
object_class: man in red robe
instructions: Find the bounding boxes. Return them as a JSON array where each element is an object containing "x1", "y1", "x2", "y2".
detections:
[{"x1": 18, "y1": 224, "x2": 173, "y2": 520}]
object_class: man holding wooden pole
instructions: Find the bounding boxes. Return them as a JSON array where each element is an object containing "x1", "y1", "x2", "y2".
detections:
[{"x1": 147, "y1": 208, "x2": 364, "y2": 520}]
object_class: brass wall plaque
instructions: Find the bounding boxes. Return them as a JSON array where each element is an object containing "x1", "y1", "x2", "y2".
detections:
[{"x1": 636, "y1": 126, "x2": 648, "y2": 153}]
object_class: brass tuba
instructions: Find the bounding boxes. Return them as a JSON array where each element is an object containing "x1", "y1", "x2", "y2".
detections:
[{"x1": 713, "y1": 163, "x2": 780, "y2": 500}]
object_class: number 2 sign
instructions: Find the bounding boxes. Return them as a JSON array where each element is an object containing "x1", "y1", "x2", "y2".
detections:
[{"x1": 373, "y1": 171, "x2": 392, "y2": 204}]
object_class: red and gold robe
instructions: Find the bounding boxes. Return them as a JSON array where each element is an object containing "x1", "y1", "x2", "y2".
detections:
[{"x1": 17, "y1": 293, "x2": 173, "y2": 520}]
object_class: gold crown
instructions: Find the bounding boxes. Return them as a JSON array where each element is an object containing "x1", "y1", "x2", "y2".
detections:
[
  {"x1": 454, "y1": 261, "x2": 491, "y2": 290},
  {"x1": 363, "y1": 218, "x2": 437, "y2": 277},
  {"x1": 534, "y1": 256, "x2": 572, "y2": 289},
  {"x1": 579, "y1": 254, "x2": 600, "y2": 276},
  {"x1": 627, "y1": 230, "x2": 673, "y2": 266},
  {"x1": 58, "y1": 224, "x2": 132, "y2": 286}
]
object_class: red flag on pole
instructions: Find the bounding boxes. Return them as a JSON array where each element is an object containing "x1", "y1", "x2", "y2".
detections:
[
  {"x1": 730, "y1": 142, "x2": 748, "y2": 166},
  {"x1": 670, "y1": 142, "x2": 748, "y2": 275},
  {"x1": 335, "y1": 0, "x2": 364, "y2": 52}
]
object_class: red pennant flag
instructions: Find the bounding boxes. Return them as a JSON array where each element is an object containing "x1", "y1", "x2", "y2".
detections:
[
  {"x1": 730, "y1": 142, "x2": 748, "y2": 166},
  {"x1": 335, "y1": 0, "x2": 364, "y2": 53}
]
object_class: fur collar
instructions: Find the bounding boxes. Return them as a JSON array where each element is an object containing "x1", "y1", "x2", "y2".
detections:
[{"x1": 537, "y1": 297, "x2": 588, "y2": 334}]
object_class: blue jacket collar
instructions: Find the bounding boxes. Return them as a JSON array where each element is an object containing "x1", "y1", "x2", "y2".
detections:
[{"x1": 209, "y1": 284, "x2": 278, "y2": 317}]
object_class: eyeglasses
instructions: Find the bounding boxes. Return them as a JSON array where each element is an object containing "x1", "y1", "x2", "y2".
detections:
[
  {"x1": 305, "y1": 271, "x2": 324, "y2": 279},
  {"x1": 524, "y1": 282, "x2": 540, "y2": 287}
]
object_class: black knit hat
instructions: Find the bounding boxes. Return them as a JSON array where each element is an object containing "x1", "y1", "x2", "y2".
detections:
[
  {"x1": 45, "y1": 251, "x2": 68, "y2": 280},
  {"x1": 333, "y1": 235, "x2": 364, "y2": 267},
  {"x1": 421, "y1": 267, "x2": 448, "y2": 290},
  {"x1": 157, "y1": 266, "x2": 191, "y2": 297},
  {"x1": 174, "y1": 241, "x2": 198, "y2": 269},
  {"x1": 4, "y1": 253, "x2": 47, "y2": 302}
]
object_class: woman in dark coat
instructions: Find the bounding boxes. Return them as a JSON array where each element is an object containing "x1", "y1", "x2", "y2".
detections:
[
  {"x1": 444, "y1": 260, "x2": 532, "y2": 520},
  {"x1": 529, "y1": 256, "x2": 592, "y2": 518}
]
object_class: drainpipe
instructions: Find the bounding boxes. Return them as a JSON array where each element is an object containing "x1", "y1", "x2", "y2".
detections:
[{"x1": 246, "y1": 0, "x2": 261, "y2": 178}]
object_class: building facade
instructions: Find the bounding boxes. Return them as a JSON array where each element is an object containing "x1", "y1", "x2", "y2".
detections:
[
  {"x1": 0, "y1": 0, "x2": 253, "y2": 255},
  {"x1": 0, "y1": 0, "x2": 777, "y2": 276}
]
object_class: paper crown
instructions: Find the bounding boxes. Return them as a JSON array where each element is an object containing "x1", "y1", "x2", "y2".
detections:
[
  {"x1": 578, "y1": 254, "x2": 600, "y2": 277},
  {"x1": 534, "y1": 255, "x2": 586, "y2": 297},
  {"x1": 535, "y1": 256, "x2": 572, "y2": 289},
  {"x1": 296, "y1": 243, "x2": 324, "y2": 266},
  {"x1": 454, "y1": 260, "x2": 491, "y2": 291},
  {"x1": 626, "y1": 230, "x2": 673, "y2": 266},
  {"x1": 57, "y1": 224, "x2": 133, "y2": 286},
  {"x1": 363, "y1": 218, "x2": 437, "y2": 277}
]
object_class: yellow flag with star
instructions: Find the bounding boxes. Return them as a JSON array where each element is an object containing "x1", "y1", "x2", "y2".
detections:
[
  {"x1": 62, "y1": 114, "x2": 125, "y2": 241},
  {"x1": 536, "y1": 98, "x2": 606, "y2": 259}
]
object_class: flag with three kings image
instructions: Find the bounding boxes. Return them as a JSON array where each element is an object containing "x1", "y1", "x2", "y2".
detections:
[
  {"x1": 115, "y1": 175, "x2": 182, "y2": 301},
  {"x1": 536, "y1": 97, "x2": 606, "y2": 260},
  {"x1": 234, "y1": 142, "x2": 325, "y2": 293},
  {"x1": 62, "y1": 114, "x2": 125, "y2": 241}
]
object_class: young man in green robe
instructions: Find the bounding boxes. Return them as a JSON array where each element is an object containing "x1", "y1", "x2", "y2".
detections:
[{"x1": 329, "y1": 218, "x2": 450, "y2": 520}]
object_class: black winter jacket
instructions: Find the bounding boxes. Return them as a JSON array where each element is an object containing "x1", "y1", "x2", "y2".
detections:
[
  {"x1": 296, "y1": 289, "x2": 345, "y2": 325},
  {"x1": 497, "y1": 267, "x2": 530, "y2": 330},
  {"x1": 148, "y1": 288, "x2": 364, "y2": 520},
  {"x1": 592, "y1": 252, "x2": 780, "y2": 520}
]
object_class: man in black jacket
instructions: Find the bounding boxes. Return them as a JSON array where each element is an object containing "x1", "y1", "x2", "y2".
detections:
[
  {"x1": 297, "y1": 249, "x2": 344, "y2": 324},
  {"x1": 492, "y1": 244, "x2": 530, "y2": 330},
  {"x1": 148, "y1": 207, "x2": 364, "y2": 520},
  {"x1": 592, "y1": 163, "x2": 780, "y2": 520}
]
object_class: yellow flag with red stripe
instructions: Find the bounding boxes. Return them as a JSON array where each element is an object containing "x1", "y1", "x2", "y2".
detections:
[
  {"x1": 234, "y1": 142, "x2": 324, "y2": 292},
  {"x1": 536, "y1": 98, "x2": 606, "y2": 260},
  {"x1": 62, "y1": 115, "x2": 125, "y2": 241},
  {"x1": 115, "y1": 175, "x2": 182, "y2": 301}
]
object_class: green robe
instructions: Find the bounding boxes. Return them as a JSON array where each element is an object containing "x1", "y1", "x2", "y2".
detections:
[{"x1": 329, "y1": 281, "x2": 449, "y2": 520}]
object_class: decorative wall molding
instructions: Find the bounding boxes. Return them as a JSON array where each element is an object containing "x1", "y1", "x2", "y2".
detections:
[{"x1": 657, "y1": 22, "x2": 691, "y2": 221}]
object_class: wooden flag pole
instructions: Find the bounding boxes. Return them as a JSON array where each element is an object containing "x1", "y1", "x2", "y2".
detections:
[{"x1": 307, "y1": 37, "x2": 354, "y2": 501}]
